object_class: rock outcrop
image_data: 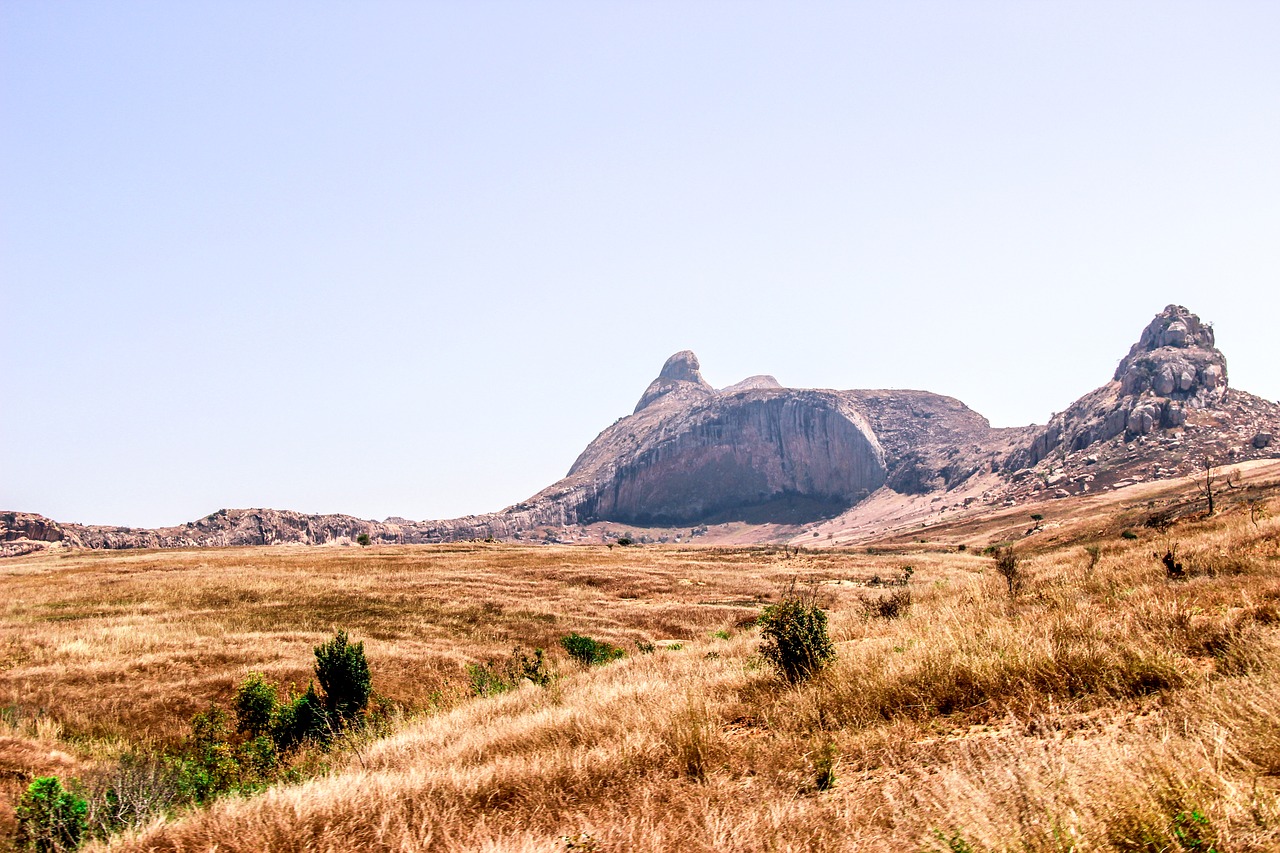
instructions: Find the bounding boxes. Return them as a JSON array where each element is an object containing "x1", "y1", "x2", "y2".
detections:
[
  {"x1": 633, "y1": 350, "x2": 717, "y2": 413},
  {"x1": 7, "y1": 303, "x2": 1277, "y2": 554},
  {"x1": 1009, "y1": 305, "x2": 1249, "y2": 469}
]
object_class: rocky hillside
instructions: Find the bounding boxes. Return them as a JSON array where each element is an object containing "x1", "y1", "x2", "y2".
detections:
[{"x1": 5, "y1": 304, "x2": 1277, "y2": 553}]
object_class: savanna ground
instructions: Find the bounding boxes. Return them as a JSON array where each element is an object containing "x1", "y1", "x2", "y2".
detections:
[{"x1": 3, "y1": 462, "x2": 1280, "y2": 851}]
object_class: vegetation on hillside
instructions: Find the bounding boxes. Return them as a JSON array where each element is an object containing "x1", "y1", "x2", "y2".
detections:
[{"x1": 1, "y1": 464, "x2": 1278, "y2": 850}]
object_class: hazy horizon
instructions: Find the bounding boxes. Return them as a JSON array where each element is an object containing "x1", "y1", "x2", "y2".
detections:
[{"x1": 3, "y1": 2, "x2": 1277, "y2": 528}]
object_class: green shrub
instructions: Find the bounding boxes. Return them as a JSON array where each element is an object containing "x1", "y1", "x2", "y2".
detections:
[
  {"x1": 15, "y1": 776, "x2": 87, "y2": 853},
  {"x1": 466, "y1": 662, "x2": 509, "y2": 696},
  {"x1": 758, "y1": 587, "x2": 835, "y2": 683},
  {"x1": 560, "y1": 632, "x2": 625, "y2": 667},
  {"x1": 466, "y1": 646, "x2": 553, "y2": 696},
  {"x1": 355, "y1": 533, "x2": 371, "y2": 547},
  {"x1": 184, "y1": 706, "x2": 243, "y2": 801},
  {"x1": 272, "y1": 682, "x2": 328, "y2": 750},
  {"x1": 811, "y1": 739, "x2": 837, "y2": 792},
  {"x1": 314, "y1": 630, "x2": 371, "y2": 727},
  {"x1": 233, "y1": 672, "x2": 277, "y2": 739}
]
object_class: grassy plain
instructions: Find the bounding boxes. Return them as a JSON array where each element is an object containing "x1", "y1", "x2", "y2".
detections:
[{"x1": 2, "y1": 463, "x2": 1279, "y2": 851}]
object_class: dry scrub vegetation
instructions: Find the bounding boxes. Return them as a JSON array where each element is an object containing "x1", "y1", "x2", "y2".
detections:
[{"x1": 3, "y1": 471, "x2": 1280, "y2": 851}]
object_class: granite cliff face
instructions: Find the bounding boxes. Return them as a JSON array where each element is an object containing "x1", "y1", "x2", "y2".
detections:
[
  {"x1": 6, "y1": 304, "x2": 1278, "y2": 553},
  {"x1": 496, "y1": 350, "x2": 1015, "y2": 529}
]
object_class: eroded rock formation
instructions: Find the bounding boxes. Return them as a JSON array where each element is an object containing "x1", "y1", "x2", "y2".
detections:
[
  {"x1": 6, "y1": 304, "x2": 1277, "y2": 553},
  {"x1": 1011, "y1": 305, "x2": 1241, "y2": 468}
]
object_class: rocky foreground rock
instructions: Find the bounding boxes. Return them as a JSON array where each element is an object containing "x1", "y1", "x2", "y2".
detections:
[{"x1": 5, "y1": 305, "x2": 1278, "y2": 552}]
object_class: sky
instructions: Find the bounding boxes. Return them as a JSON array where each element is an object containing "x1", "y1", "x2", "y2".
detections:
[{"x1": 2, "y1": 1, "x2": 1278, "y2": 528}]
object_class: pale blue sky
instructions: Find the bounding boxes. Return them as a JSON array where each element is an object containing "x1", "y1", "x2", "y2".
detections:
[{"x1": 3, "y1": 2, "x2": 1277, "y2": 528}]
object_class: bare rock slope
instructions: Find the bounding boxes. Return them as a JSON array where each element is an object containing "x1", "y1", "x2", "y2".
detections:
[{"x1": 6, "y1": 304, "x2": 1278, "y2": 552}]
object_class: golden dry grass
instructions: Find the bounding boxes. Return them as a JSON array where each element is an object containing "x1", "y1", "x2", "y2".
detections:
[{"x1": 2, "y1": 471, "x2": 1279, "y2": 851}]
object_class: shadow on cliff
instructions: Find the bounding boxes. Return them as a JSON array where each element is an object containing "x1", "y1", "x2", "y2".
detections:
[{"x1": 607, "y1": 491, "x2": 855, "y2": 528}]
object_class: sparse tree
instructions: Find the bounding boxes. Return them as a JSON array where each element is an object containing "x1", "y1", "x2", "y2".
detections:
[
  {"x1": 1248, "y1": 499, "x2": 1270, "y2": 529},
  {"x1": 1200, "y1": 456, "x2": 1216, "y2": 516},
  {"x1": 992, "y1": 546, "x2": 1021, "y2": 598}
]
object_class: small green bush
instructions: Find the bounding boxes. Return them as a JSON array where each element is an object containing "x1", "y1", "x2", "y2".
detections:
[
  {"x1": 560, "y1": 632, "x2": 625, "y2": 667},
  {"x1": 466, "y1": 646, "x2": 553, "y2": 696},
  {"x1": 314, "y1": 630, "x2": 371, "y2": 727},
  {"x1": 184, "y1": 706, "x2": 243, "y2": 801},
  {"x1": 355, "y1": 533, "x2": 371, "y2": 547},
  {"x1": 758, "y1": 587, "x2": 835, "y2": 683},
  {"x1": 811, "y1": 739, "x2": 837, "y2": 792},
  {"x1": 273, "y1": 682, "x2": 328, "y2": 749},
  {"x1": 233, "y1": 672, "x2": 277, "y2": 739},
  {"x1": 15, "y1": 776, "x2": 87, "y2": 853}
]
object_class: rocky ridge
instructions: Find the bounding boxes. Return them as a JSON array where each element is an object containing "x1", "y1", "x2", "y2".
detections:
[{"x1": 6, "y1": 305, "x2": 1277, "y2": 554}]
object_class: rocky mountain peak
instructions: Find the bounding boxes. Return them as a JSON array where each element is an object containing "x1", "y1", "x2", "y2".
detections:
[
  {"x1": 634, "y1": 350, "x2": 716, "y2": 413},
  {"x1": 1011, "y1": 303, "x2": 1248, "y2": 469},
  {"x1": 1123, "y1": 304, "x2": 1217, "y2": 356},
  {"x1": 658, "y1": 350, "x2": 705, "y2": 382},
  {"x1": 1113, "y1": 304, "x2": 1228, "y2": 413}
]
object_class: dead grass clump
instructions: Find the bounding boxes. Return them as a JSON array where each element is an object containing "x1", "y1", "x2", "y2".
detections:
[
  {"x1": 664, "y1": 696, "x2": 721, "y2": 783},
  {"x1": 859, "y1": 588, "x2": 912, "y2": 620}
]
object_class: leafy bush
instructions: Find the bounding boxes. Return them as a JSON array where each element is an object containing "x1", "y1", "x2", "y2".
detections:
[
  {"x1": 560, "y1": 632, "x2": 625, "y2": 666},
  {"x1": 233, "y1": 672, "x2": 277, "y2": 739},
  {"x1": 16, "y1": 776, "x2": 87, "y2": 853},
  {"x1": 758, "y1": 586, "x2": 835, "y2": 682},
  {"x1": 314, "y1": 630, "x2": 371, "y2": 727},
  {"x1": 184, "y1": 706, "x2": 245, "y2": 801},
  {"x1": 273, "y1": 682, "x2": 329, "y2": 750},
  {"x1": 355, "y1": 533, "x2": 371, "y2": 547},
  {"x1": 467, "y1": 646, "x2": 554, "y2": 696}
]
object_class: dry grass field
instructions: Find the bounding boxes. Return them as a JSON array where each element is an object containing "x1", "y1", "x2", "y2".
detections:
[{"x1": 3, "y1": 463, "x2": 1280, "y2": 851}]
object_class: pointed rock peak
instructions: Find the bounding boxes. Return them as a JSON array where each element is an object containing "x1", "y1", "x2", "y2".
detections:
[
  {"x1": 1113, "y1": 304, "x2": 1228, "y2": 413},
  {"x1": 634, "y1": 350, "x2": 715, "y2": 413},
  {"x1": 658, "y1": 350, "x2": 705, "y2": 383},
  {"x1": 1128, "y1": 304, "x2": 1217, "y2": 355}
]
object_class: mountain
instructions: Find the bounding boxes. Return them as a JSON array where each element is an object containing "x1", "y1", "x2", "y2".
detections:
[{"x1": 4, "y1": 304, "x2": 1276, "y2": 554}]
